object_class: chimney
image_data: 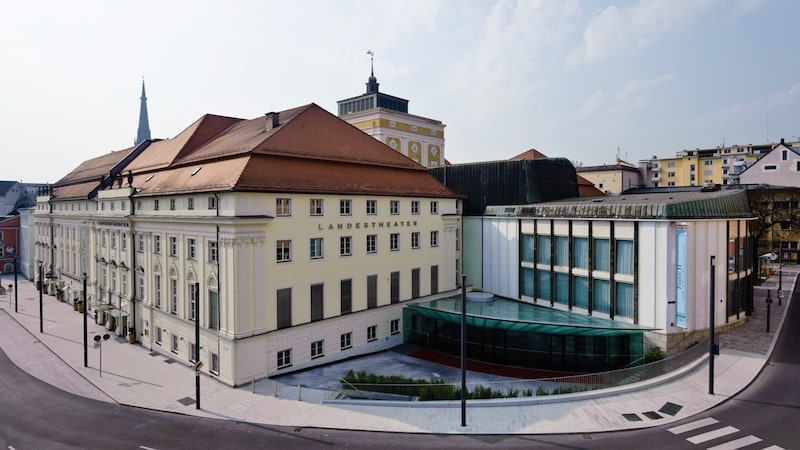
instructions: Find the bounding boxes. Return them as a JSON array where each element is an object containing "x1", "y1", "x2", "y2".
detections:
[{"x1": 265, "y1": 112, "x2": 279, "y2": 131}]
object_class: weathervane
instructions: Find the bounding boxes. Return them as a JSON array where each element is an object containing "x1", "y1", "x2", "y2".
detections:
[{"x1": 367, "y1": 50, "x2": 374, "y2": 75}]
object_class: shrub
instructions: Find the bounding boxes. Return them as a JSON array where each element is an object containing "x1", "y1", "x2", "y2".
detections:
[{"x1": 644, "y1": 346, "x2": 666, "y2": 363}]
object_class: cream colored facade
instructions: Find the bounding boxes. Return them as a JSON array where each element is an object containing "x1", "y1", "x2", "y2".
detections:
[
  {"x1": 344, "y1": 108, "x2": 446, "y2": 168},
  {"x1": 34, "y1": 188, "x2": 461, "y2": 386}
]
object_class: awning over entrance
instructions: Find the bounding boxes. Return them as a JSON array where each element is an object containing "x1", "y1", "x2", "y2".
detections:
[{"x1": 407, "y1": 295, "x2": 657, "y2": 337}]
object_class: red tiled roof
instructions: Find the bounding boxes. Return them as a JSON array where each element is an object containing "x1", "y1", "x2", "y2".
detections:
[{"x1": 130, "y1": 103, "x2": 457, "y2": 199}]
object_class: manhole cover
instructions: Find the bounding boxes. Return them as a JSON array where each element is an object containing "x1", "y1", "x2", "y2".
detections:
[{"x1": 659, "y1": 402, "x2": 683, "y2": 416}]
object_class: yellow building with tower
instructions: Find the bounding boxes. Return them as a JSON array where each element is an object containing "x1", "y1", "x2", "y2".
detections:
[{"x1": 337, "y1": 53, "x2": 445, "y2": 168}]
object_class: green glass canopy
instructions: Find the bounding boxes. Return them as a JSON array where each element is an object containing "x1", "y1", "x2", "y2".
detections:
[{"x1": 407, "y1": 295, "x2": 657, "y2": 337}]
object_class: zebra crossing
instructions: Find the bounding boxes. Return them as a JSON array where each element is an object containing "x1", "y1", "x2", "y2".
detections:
[{"x1": 667, "y1": 417, "x2": 785, "y2": 450}]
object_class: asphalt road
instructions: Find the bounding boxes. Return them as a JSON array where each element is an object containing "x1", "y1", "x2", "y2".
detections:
[{"x1": 1, "y1": 282, "x2": 797, "y2": 449}]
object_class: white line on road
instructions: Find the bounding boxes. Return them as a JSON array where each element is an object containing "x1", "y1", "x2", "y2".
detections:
[
  {"x1": 140, "y1": 446, "x2": 158, "y2": 450},
  {"x1": 706, "y1": 434, "x2": 761, "y2": 450},
  {"x1": 686, "y1": 425, "x2": 739, "y2": 444},
  {"x1": 667, "y1": 417, "x2": 719, "y2": 435}
]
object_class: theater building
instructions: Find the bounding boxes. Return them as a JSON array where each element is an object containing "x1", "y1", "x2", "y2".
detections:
[
  {"x1": 34, "y1": 103, "x2": 461, "y2": 386},
  {"x1": 404, "y1": 186, "x2": 754, "y2": 371}
]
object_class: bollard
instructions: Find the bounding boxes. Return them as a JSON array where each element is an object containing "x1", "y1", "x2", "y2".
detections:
[
  {"x1": 252, "y1": 377, "x2": 256, "y2": 393},
  {"x1": 274, "y1": 380, "x2": 278, "y2": 397},
  {"x1": 297, "y1": 384, "x2": 302, "y2": 401},
  {"x1": 766, "y1": 290, "x2": 773, "y2": 333}
]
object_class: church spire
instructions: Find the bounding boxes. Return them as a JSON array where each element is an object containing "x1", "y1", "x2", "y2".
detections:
[
  {"x1": 365, "y1": 50, "x2": 379, "y2": 94},
  {"x1": 135, "y1": 78, "x2": 151, "y2": 146}
]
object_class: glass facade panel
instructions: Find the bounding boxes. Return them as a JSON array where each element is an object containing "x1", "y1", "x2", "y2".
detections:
[
  {"x1": 537, "y1": 270, "x2": 551, "y2": 301},
  {"x1": 537, "y1": 235, "x2": 551, "y2": 265},
  {"x1": 555, "y1": 236, "x2": 569, "y2": 267},
  {"x1": 522, "y1": 234, "x2": 534, "y2": 263},
  {"x1": 522, "y1": 267, "x2": 534, "y2": 297},
  {"x1": 555, "y1": 273, "x2": 569, "y2": 305},
  {"x1": 593, "y1": 239, "x2": 610, "y2": 271},
  {"x1": 574, "y1": 238, "x2": 588, "y2": 268},
  {"x1": 615, "y1": 282, "x2": 634, "y2": 318},
  {"x1": 616, "y1": 240, "x2": 634, "y2": 275},
  {"x1": 593, "y1": 279, "x2": 610, "y2": 314},
  {"x1": 573, "y1": 276, "x2": 588, "y2": 309}
]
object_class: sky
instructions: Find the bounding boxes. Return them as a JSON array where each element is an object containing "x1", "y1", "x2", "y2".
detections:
[{"x1": 2, "y1": 0, "x2": 799, "y2": 184}]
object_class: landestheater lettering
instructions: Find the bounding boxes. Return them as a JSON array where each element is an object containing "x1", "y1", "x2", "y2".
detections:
[{"x1": 318, "y1": 220, "x2": 419, "y2": 231}]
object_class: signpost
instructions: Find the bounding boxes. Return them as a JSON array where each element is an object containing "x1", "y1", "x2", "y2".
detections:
[{"x1": 94, "y1": 333, "x2": 111, "y2": 377}]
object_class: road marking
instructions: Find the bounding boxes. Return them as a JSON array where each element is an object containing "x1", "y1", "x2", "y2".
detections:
[
  {"x1": 706, "y1": 434, "x2": 761, "y2": 450},
  {"x1": 686, "y1": 425, "x2": 739, "y2": 444},
  {"x1": 760, "y1": 446, "x2": 786, "y2": 450},
  {"x1": 667, "y1": 417, "x2": 719, "y2": 434},
  {"x1": 139, "y1": 446, "x2": 158, "y2": 450}
]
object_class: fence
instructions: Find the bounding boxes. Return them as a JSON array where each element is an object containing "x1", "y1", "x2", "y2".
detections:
[{"x1": 325, "y1": 340, "x2": 708, "y2": 402}]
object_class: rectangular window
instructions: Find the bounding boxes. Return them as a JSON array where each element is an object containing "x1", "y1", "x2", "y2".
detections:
[
  {"x1": 277, "y1": 349, "x2": 292, "y2": 369},
  {"x1": 340, "y1": 332, "x2": 352, "y2": 350},
  {"x1": 593, "y1": 279, "x2": 610, "y2": 314},
  {"x1": 522, "y1": 234, "x2": 534, "y2": 262},
  {"x1": 555, "y1": 273, "x2": 569, "y2": 305},
  {"x1": 155, "y1": 274, "x2": 162, "y2": 308},
  {"x1": 522, "y1": 267, "x2": 534, "y2": 297},
  {"x1": 430, "y1": 231, "x2": 439, "y2": 247},
  {"x1": 367, "y1": 274, "x2": 377, "y2": 309},
  {"x1": 137, "y1": 276, "x2": 145, "y2": 302},
  {"x1": 111, "y1": 233, "x2": 116, "y2": 249},
  {"x1": 555, "y1": 236, "x2": 569, "y2": 266},
  {"x1": 390, "y1": 233, "x2": 399, "y2": 251},
  {"x1": 211, "y1": 352, "x2": 219, "y2": 374},
  {"x1": 430, "y1": 265, "x2": 439, "y2": 294},
  {"x1": 310, "y1": 283, "x2": 324, "y2": 322},
  {"x1": 615, "y1": 282, "x2": 634, "y2": 318},
  {"x1": 154, "y1": 235, "x2": 161, "y2": 254},
  {"x1": 171, "y1": 334, "x2": 179, "y2": 354},
  {"x1": 188, "y1": 197, "x2": 195, "y2": 210},
  {"x1": 780, "y1": 222, "x2": 792, "y2": 231},
  {"x1": 309, "y1": 198, "x2": 323, "y2": 216},
  {"x1": 311, "y1": 340, "x2": 324, "y2": 359},
  {"x1": 276, "y1": 198, "x2": 291, "y2": 216},
  {"x1": 276, "y1": 240, "x2": 292, "y2": 262},
  {"x1": 366, "y1": 199, "x2": 377, "y2": 215},
  {"x1": 154, "y1": 199, "x2": 160, "y2": 211},
  {"x1": 121, "y1": 233, "x2": 127, "y2": 251},
  {"x1": 169, "y1": 236, "x2": 178, "y2": 257},
  {"x1": 537, "y1": 270, "x2": 551, "y2": 301},
  {"x1": 309, "y1": 238, "x2": 323, "y2": 259},
  {"x1": 573, "y1": 276, "x2": 588, "y2": 309},
  {"x1": 537, "y1": 235, "x2": 551, "y2": 265},
  {"x1": 411, "y1": 268, "x2": 420, "y2": 298},
  {"x1": 189, "y1": 342, "x2": 197, "y2": 363},
  {"x1": 390, "y1": 319, "x2": 400, "y2": 335},
  {"x1": 367, "y1": 325, "x2": 377, "y2": 342},
  {"x1": 390, "y1": 271, "x2": 400, "y2": 304},
  {"x1": 411, "y1": 200, "x2": 420, "y2": 215},
  {"x1": 430, "y1": 201, "x2": 438, "y2": 214},
  {"x1": 187, "y1": 238, "x2": 196, "y2": 259},
  {"x1": 389, "y1": 200, "x2": 399, "y2": 215},
  {"x1": 339, "y1": 199, "x2": 352, "y2": 216},
  {"x1": 277, "y1": 288, "x2": 292, "y2": 329},
  {"x1": 209, "y1": 240, "x2": 218, "y2": 262},
  {"x1": 170, "y1": 199, "x2": 176, "y2": 211},
  {"x1": 340, "y1": 236, "x2": 352, "y2": 256},
  {"x1": 137, "y1": 233, "x2": 144, "y2": 252},
  {"x1": 340, "y1": 279, "x2": 352, "y2": 315},
  {"x1": 170, "y1": 278, "x2": 178, "y2": 314},
  {"x1": 411, "y1": 232, "x2": 420, "y2": 249},
  {"x1": 155, "y1": 327, "x2": 162, "y2": 344},
  {"x1": 208, "y1": 290, "x2": 219, "y2": 330},
  {"x1": 208, "y1": 196, "x2": 217, "y2": 210},
  {"x1": 765, "y1": 165, "x2": 777, "y2": 171},
  {"x1": 366, "y1": 234, "x2": 377, "y2": 253},
  {"x1": 593, "y1": 238, "x2": 610, "y2": 271},
  {"x1": 616, "y1": 240, "x2": 634, "y2": 275},
  {"x1": 189, "y1": 283, "x2": 198, "y2": 321},
  {"x1": 704, "y1": 160, "x2": 713, "y2": 166}
]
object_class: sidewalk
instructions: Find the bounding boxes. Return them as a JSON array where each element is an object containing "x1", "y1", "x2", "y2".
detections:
[{"x1": 0, "y1": 265, "x2": 794, "y2": 435}]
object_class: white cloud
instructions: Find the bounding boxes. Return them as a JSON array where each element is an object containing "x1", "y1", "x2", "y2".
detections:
[
  {"x1": 567, "y1": 0, "x2": 713, "y2": 68},
  {"x1": 578, "y1": 71, "x2": 677, "y2": 116}
]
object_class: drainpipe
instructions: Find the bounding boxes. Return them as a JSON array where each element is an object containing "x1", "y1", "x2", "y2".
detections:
[{"x1": 129, "y1": 187, "x2": 137, "y2": 341}]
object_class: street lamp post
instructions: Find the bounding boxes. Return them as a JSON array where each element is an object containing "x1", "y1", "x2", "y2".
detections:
[
  {"x1": 195, "y1": 282, "x2": 201, "y2": 410},
  {"x1": 460, "y1": 274, "x2": 467, "y2": 427},
  {"x1": 766, "y1": 290, "x2": 773, "y2": 333},
  {"x1": 709, "y1": 255, "x2": 716, "y2": 395},
  {"x1": 38, "y1": 261, "x2": 43, "y2": 334},
  {"x1": 14, "y1": 257, "x2": 18, "y2": 313},
  {"x1": 83, "y1": 272, "x2": 88, "y2": 368},
  {"x1": 778, "y1": 250, "x2": 783, "y2": 306}
]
